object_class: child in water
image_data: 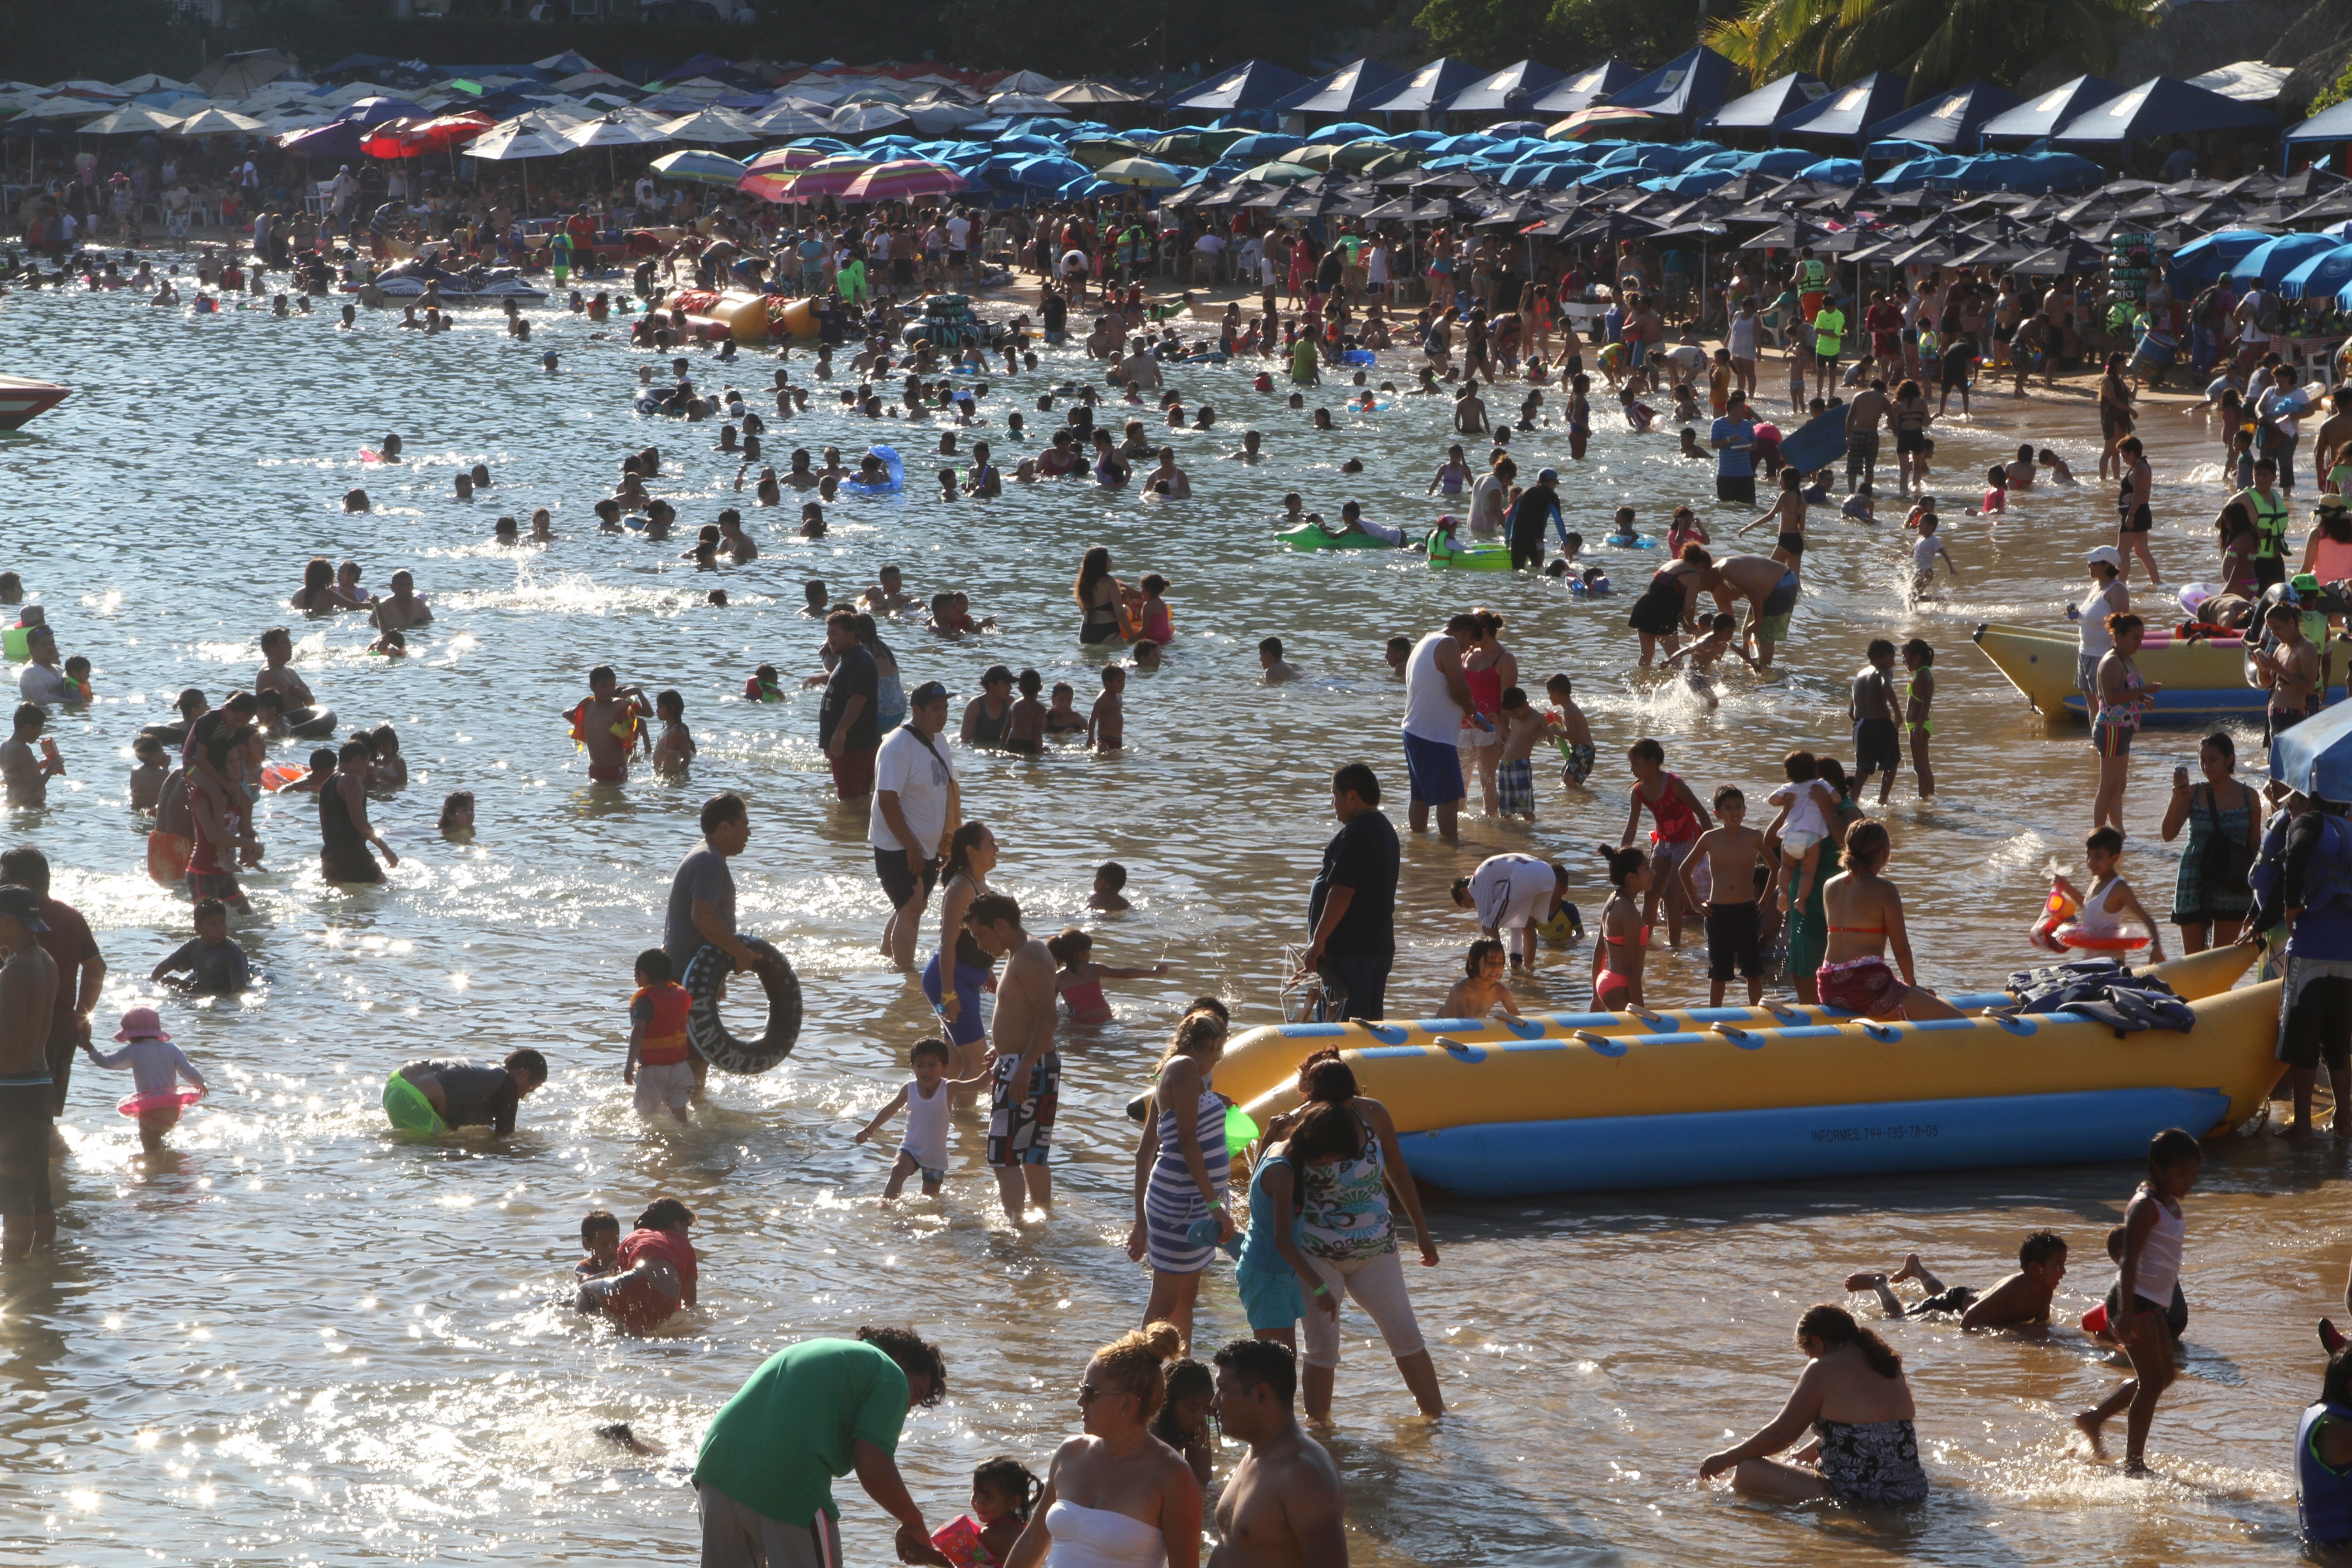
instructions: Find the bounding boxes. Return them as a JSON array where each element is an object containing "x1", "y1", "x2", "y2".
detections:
[
  {"x1": 439, "y1": 791, "x2": 475, "y2": 838},
  {"x1": 2076, "y1": 1127, "x2": 2202, "y2": 1469},
  {"x1": 1605, "y1": 507, "x2": 1643, "y2": 547},
  {"x1": 652, "y1": 690, "x2": 695, "y2": 777},
  {"x1": 2049, "y1": 827, "x2": 2167, "y2": 960},
  {"x1": 1442, "y1": 937, "x2": 1520, "y2": 1019},
  {"x1": 1545, "y1": 675, "x2": 1595, "y2": 787},
  {"x1": 1843, "y1": 1232, "x2": 2069, "y2": 1329},
  {"x1": 1045, "y1": 682, "x2": 1088, "y2": 736},
  {"x1": 743, "y1": 664, "x2": 784, "y2": 702},
  {"x1": 369, "y1": 725, "x2": 407, "y2": 788},
  {"x1": 129, "y1": 733, "x2": 168, "y2": 812},
  {"x1": 931, "y1": 1456, "x2": 1042, "y2": 1568},
  {"x1": 81, "y1": 1006, "x2": 207, "y2": 1153},
  {"x1": 1045, "y1": 928, "x2": 1169, "y2": 1024},
  {"x1": 1088, "y1": 862, "x2": 1131, "y2": 913},
  {"x1": 852, "y1": 1037, "x2": 987, "y2": 1200},
  {"x1": 1151, "y1": 1358, "x2": 1217, "y2": 1487},
  {"x1": 1766, "y1": 750, "x2": 1840, "y2": 914},
  {"x1": 1591, "y1": 844, "x2": 1651, "y2": 1010},
  {"x1": 150, "y1": 897, "x2": 252, "y2": 995},
  {"x1": 577, "y1": 1210, "x2": 622, "y2": 1278}
]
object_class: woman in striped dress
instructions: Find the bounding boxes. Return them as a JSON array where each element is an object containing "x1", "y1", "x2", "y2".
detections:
[{"x1": 1125, "y1": 1010, "x2": 1233, "y2": 1350}]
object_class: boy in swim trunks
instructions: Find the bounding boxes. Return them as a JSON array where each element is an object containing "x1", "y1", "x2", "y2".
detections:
[
  {"x1": 1677, "y1": 786, "x2": 1771, "y2": 1005},
  {"x1": 1844, "y1": 1233, "x2": 2069, "y2": 1330},
  {"x1": 964, "y1": 892, "x2": 1060, "y2": 1222},
  {"x1": 1494, "y1": 688, "x2": 1546, "y2": 820},
  {"x1": 1544, "y1": 675, "x2": 1594, "y2": 787},
  {"x1": 571, "y1": 666, "x2": 651, "y2": 784}
]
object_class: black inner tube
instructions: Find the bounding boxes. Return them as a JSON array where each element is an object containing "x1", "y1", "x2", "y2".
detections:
[{"x1": 683, "y1": 936, "x2": 802, "y2": 1074}]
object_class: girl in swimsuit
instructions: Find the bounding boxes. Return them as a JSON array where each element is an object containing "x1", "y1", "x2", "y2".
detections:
[
  {"x1": 1737, "y1": 467, "x2": 1809, "y2": 572},
  {"x1": 2092, "y1": 614, "x2": 2159, "y2": 834},
  {"x1": 1591, "y1": 844, "x2": 1651, "y2": 1012},
  {"x1": 2075, "y1": 1127, "x2": 2203, "y2": 1470},
  {"x1": 924, "y1": 824, "x2": 1000, "y2": 1085},
  {"x1": 1701, "y1": 1303, "x2": 1929, "y2": 1504},
  {"x1": 1047, "y1": 928, "x2": 1169, "y2": 1026},
  {"x1": 1816, "y1": 821, "x2": 1962, "y2": 1020}
]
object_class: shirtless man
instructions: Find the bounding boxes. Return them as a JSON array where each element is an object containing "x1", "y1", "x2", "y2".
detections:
[
  {"x1": 1117, "y1": 337, "x2": 1163, "y2": 391},
  {"x1": 862, "y1": 564, "x2": 918, "y2": 615},
  {"x1": 1210, "y1": 1339, "x2": 1348, "y2": 1568},
  {"x1": 964, "y1": 892, "x2": 1059, "y2": 1223},
  {"x1": 370, "y1": 571, "x2": 432, "y2": 633},
  {"x1": 1710, "y1": 553, "x2": 1803, "y2": 670},
  {"x1": 572, "y1": 665, "x2": 651, "y2": 785},
  {"x1": 0, "y1": 886, "x2": 59, "y2": 1260},
  {"x1": 1228, "y1": 430, "x2": 1266, "y2": 463},
  {"x1": 1844, "y1": 378, "x2": 1891, "y2": 495},
  {"x1": 0, "y1": 703, "x2": 63, "y2": 808},
  {"x1": 255, "y1": 627, "x2": 314, "y2": 710}
]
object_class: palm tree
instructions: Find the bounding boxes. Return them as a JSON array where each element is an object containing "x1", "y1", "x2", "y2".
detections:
[{"x1": 1708, "y1": 0, "x2": 2151, "y2": 99}]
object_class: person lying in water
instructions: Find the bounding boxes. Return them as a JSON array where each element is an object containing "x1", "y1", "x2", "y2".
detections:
[{"x1": 1843, "y1": 1233, "x2": 2068, "y2": 1329}]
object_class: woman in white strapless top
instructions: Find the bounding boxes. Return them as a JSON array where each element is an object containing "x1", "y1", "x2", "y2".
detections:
[{"x1": 1006, "y1": 1322, "x2": 1203, "y2": 1568}]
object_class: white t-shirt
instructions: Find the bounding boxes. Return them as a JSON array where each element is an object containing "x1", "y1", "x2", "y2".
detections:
[
  {"x1": 868, "y1": 725, "x2": 957, "y2": 853},
  {"x1": 1912, "y1": 535, "x2": 1940, "y2": 572},
  {"x1": 1192, "y1": 233, "x2": 1226, "y2": 256},
  {"x1": 1366, "y1": 245, "x2": 1391, "y2": 284},
  {"x1": 1767, "y1": 780, "x2": 1833, "y2": 840},
  {"x1": 946, "y1": 215, "x2": 971, "y2": 250},
  {"x1": 636, "y1": 176, "x2": 655, "y2": 206},
  {"x1": 2078, "y1": 579, "x2": 2128, "y2": 658},
  {"x1": 1467, "y1": 853, "x2": 1555, "y2": 932},
  {"x1": 18, "y1": 662, "x2": 65, "y2": 705}
]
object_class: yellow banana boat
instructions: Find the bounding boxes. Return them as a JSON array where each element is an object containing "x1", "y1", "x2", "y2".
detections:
[
  {"x1": 1217, "y1": 946, "x2": 2253, "y2": 1112},
  {"x1": 1970, "y1": 621, "x2": 2325, "y2": 719},
  {"x1": 1233, "y1": 978, "x2": 2280, "y2": 1197}
]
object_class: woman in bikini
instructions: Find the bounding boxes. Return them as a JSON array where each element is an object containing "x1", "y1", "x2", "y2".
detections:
[
  {"x1": 1074, "y1": 547, "x2": 1126, "y2": 646},
  {"x1": 1815, "y1": 820, "x2": 1961, "y2": 1021},
  {"x1": 2093, "y1": 613, "x2": 2160, "y2": 834},
  {"x1": 1591, "y1": 844, "x2": 1650, "y2": 1012}
]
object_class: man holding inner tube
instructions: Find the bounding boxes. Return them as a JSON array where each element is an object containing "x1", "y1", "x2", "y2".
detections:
[{"x1": 666, "y1": 794, "x2": 757, "y2": 1103}]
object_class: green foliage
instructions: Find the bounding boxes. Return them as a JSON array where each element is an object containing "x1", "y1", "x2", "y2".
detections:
[
  {"x1": 2313, "y1": 54, "x2": 2352, "y2": 116},
  {"x1": 1705, "y1": 0, "x2": 2152, "y2": 97},
  {"x1": 1417, "y1": 0, "x2": 1733, "y2": 79}
]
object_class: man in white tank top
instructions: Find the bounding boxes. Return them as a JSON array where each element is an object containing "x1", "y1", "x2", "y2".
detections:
[{"x1": 1400, "y1": 613, "x2": 1484, "y2": 843}]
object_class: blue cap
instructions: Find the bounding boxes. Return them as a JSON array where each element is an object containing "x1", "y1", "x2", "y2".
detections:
[{"x1": 1539, "y1": 468, "x2": 1559, "y2": 484}]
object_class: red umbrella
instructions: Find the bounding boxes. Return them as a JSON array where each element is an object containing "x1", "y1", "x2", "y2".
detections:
[{"x1": 361, "y1": 112, "x2": 495, "y2": 160}]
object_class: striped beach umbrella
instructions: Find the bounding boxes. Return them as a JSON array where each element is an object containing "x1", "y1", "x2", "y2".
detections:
[
  {"x1": 838, "y1": 159, "x2": 970, "y2": 202},
  {"x1": 649, "y1": 148, "x2": 751, "y2": 187}
]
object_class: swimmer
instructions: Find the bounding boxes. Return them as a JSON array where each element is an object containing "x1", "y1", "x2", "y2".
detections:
[
  {"x1": 1088, "y1": 664, "x2": 1126, "y2": 751},
  {"x1": 255, "y1": 627, "x2": 314, "y2": 710},
  {"x1": 368, "y1": 628, "x2": 407, "y2": 658},
  {"x1": 1259, "y1": 637, "x2": 1303, "y2": 685},
  {"x1": 652, "y1": 691, "x2": 695, "y2": 777},
  {"x1": 569, "y1": 666, "x2": 651, "y2": 785},
  {"x1": 1386, "y1": 637, "x2": 1412, "y2": 680},
  {"x1": 1844, "y1": 1234, "x2": 2069, "y2": 1329},
  {"x1": 439, "y1": 792, "x2": 475, "y2": 838},
  {"x1": 371, "y1": 571, "x2": 432, "y2": 632}
]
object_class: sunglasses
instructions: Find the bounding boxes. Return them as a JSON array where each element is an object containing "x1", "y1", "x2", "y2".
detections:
[{"x1": 1078, "y1": 1382, "x2": 1132, "y2": 1405}]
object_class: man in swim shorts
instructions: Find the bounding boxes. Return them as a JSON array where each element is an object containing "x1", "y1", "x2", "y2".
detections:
[
  {"x1": 1210, "y1": 1339, "x2": 1348, "y2": 1568},
  {"x1": 0, "y1": 885, "x2": 59, "y2": 1260},
  {"x1": 965, "y1": 892, "x2": 1059, "y2": 1223},
  {"x1": 818, "y1": 611, "x2": 880, "y2": 802},
  {"x1": 574, "y1": 665, "x2": 651, "y2": 785},
  {"x1": 0, "y1": 848, "x2": 103, "y2": 1141},
  {"x1": 1398, "y1": 614, "x2": 1484, "y2": 842},
  {"x1": 1712, "y1": 553, "x2": 1802, "y2": 670}
]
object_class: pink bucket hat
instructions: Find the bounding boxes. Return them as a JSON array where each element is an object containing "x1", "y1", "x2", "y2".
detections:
[{"x1": 113, "y1": 1007, "x2": 170, "y2": 1044}]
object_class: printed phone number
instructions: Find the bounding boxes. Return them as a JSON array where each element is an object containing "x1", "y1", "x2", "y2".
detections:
[{"x1": 1810, "y1": 1123, "x2": 1940, "y2": 1144}]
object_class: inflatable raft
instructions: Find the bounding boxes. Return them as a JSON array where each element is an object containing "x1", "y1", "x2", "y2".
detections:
[
  {"x1": 1971, "y1": 621, "x2": 2343, "y2": 720},
  {"x1": 1234, "y1": 978, "x2": 2275, "y2": 1197},
  {"x1": 668, "y1": 289, "x2": 821, "y2": 346},
  {"x1": 1276, "y1": 522, "x2": 1404, "y2": 551}
]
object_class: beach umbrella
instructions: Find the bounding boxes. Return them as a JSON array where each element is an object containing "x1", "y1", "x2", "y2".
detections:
[
  {"x1": 15, "y1": 95, "x2": 113, "y2": 122},
  {"x1": 1236, "y1": 159, "x2": 1317, "y2": 184},
  {"x1": 658, "y1": 107, "x2": 760, "y2": 145},
  {"x1": 79, "y1": 103, "x2": 183, "y2": 136},
  {"x1": 1798, "y1": 158, "x2": 1862, "y2": 186},
  {"x1": 169, "y1": 107, "x2": 266, "y2": 138},
  {"x1": 743, "y1": 145, "x2": 828, "y2": 176},
  {"x1": 1002, "y1": 153, "x2": 1090, "y2": 190},
  {"x1": 2270, "y1": 693, "x2": 2352, "y2": 796},
  {"x1": 1049, "y1": 78, "x2": 1144, "y2": 106},
  {"x1": 562, "y1": 112, "x2": 666, "y2": 152},
  {"x1": 2279, "y1": 244, "x2": 2352, "y2": 299},
  {"x1": 468, "y1": 123, "x2": 572, "y2": 160},
  {"x1": 985, "y1": 92, "x2": 1063, "y2": 117},
  {"x1": 829, "y1": 103, "x2": 914, "y2": 137},
  {"x1": 1222, "y1": 132, "x2": 1303, "y2": 162},
  {"x1": 1357, "y1": 149, "x2": 1421, "y2": 178},
  {"x1": 649, "y1": 148, "x2": 750, "y2": 186},
  {"x1": 776, "y1": 154, "x2": 880, "y2": 199},
  {"x1": 2230, "y1": 231, "x2": 2340, "y2": 287},
  {"x1": 364, "y1": 111, "x2": 494, "y2": 158},
  {"x1": 838, "y1": 159, "x2": 970, "y2": 201},
  {"x1": 1094, "y1": 156, "x2": 1185, "y2": 187}
]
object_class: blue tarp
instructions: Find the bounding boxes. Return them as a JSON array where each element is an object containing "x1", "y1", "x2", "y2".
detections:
[
  {"x1": 2052, "y1": 76, "x2": 2276, "y2": 147},
  {"x1": 1530, "y1": 60, "x2": 1639, "y2": 116},
  {"x1": 1365, "y1": 58, "x2": 1485, "y2": 116},
  {"x1": 1168, "y1": 60, "x2": 1310, "y2": 113},
  {"x1": 2287, "y1": 99, "x2": 2352, "y2": 144},
  {"x1": 1597, "y1": 46, "x2": 1733, "y2": 121},
  {"x1": 1700, "y1": 71, "x2": 1827, "y2": 132},
  {"x1": 1274, "y1": 57, "x2": 1404, "y2": 116},
  {"x1": 1979, "y1": 75, "x2": 2123, "y2": 142},
  {"x1": 1774, "y1": 71, "x2": 1910, "y2": 141},
  {"x1": 1862, "y1": 80, "x2": 2022, "y2": 147}
]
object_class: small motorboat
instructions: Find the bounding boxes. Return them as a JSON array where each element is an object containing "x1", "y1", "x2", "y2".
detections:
[
  {"x1": 0, "y1": 376, "x2": 71, "y2": 431},
  {"x1": 346, "y1": 261, "x2": 549, "y2": 302}
]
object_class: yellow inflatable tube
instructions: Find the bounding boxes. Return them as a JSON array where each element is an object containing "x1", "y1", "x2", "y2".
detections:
[{"x1": 1219, "y1": 946, "x2": 2254, "y2": 1111}]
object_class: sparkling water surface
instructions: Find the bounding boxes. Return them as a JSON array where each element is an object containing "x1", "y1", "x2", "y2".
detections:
[{"x1": 0, "y1": 275, "x2": 2332, "y2": 1565}]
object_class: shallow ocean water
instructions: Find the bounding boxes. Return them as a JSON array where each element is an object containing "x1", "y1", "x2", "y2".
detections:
[{"x1": 0, "y1": 270, "x2": 2337, "y2": 1565}]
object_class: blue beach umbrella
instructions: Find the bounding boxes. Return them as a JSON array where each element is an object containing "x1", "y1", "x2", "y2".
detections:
[
  {"x1": 2231, "y1": 232, "x2": 2341, "y2": 287},
  {"x1": 1737, "y1": 148, "x2": 1817, "y2": 175},
  {"x1": 2168, "y1": 229, "x2": 2275, "y2": 286},
  {"x1": 1799, "y1": 158, "x2": 1863, "y2": 185},
  {"x1": 2280, "y1": 245, "x2": 2352, "y2": 299}
]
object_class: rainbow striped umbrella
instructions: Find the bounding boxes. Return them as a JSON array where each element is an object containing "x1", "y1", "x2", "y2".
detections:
[
  {"x1": 838, "y1": 159, "x2": 970, "y2": 202},
  {"x1": 776, "y1": 154, "x2": 877, "y2": 200}
]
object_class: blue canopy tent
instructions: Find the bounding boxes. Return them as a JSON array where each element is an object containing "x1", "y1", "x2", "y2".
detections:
[
  {"x1": 1364, "y1": 59, "x2": 1487, "y2": 121},
  {"x1": 1597, "y1": 46, "x2": 1734, "y2": 123},
  {"x1": 1700, "y1": 72, "x2": 1827, "y2": 133},
  {"x1": 2268, "y1": 691, "x2": 2352, "y2": 794},
  {"x1": 2279, "y1": 244, "x2": 2352, "y2": 299},
  {"x1": 1447, "y1": 60, "x2": 1568, "y2": 118},
  {"x1": 1774, "y1": 71, "x2": 1911, "y2": 146},
  {"x1": 2051, "y1": 77, "x2": 2276, "y2": 151},
  {"x1": 1168, "y1": 60, "x2": 1311, "y2": 115},
  {"x1": 1530, "y1": 60, "x2": 1641, "y2": 117},
  {"x1": 2285, "y1": 99, "x2": 2352, "y2": 146},
  {"x1": 1274, "y1": 58, "x2": 1406, "y2": 119},
  {"x1": 1862, "y1": 80, "x2": 2022, "y2": 148},
  {"x1": 2229, "y1": 232, "x2": 2341, "y2": 287},
  {"x1": 1979, "y1": 75, "x2": 2124, "y2": 143}
]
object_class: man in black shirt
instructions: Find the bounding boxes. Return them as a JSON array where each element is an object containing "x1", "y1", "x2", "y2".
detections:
[
  {"x1": 1301, "y1": 763, "x2": 1400, "y2": 1022},
  {"x1": 817, "y1": 610, "x2": 880, "y2": 801}
]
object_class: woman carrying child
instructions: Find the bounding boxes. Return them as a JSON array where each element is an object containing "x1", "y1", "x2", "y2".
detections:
[
  {"x1": 1126, "y1": 1011, "x2": 1235, "y2": 1351},
  {"x1": 924, "y1": 823, "x2": 999, "y2": 1083}
]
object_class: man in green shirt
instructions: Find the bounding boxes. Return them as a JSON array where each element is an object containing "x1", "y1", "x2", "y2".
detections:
[
  {"x1": 836, "y1": 252, "x2": 867, "y2": 308},
  {"x1": 1810, "y1": 298, "x2": 1847, "y2": 402},
  {"x1": 695, "y1": 1327, "x2": 951, "y2": 1567}
]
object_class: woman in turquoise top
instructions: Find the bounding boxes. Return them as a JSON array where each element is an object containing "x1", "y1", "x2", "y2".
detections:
[
  {"x1": 1233, "y1": 1119, "x2": 1335, "y2": 1350},
  {"x1": 2161, "y1": 731, "x2": 2260, "y2": 952}
]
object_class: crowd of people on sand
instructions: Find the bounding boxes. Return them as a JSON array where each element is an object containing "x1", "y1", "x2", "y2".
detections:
[{"x1": 24, "y1": 212, "x2": 2352, "y2": 1562}]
